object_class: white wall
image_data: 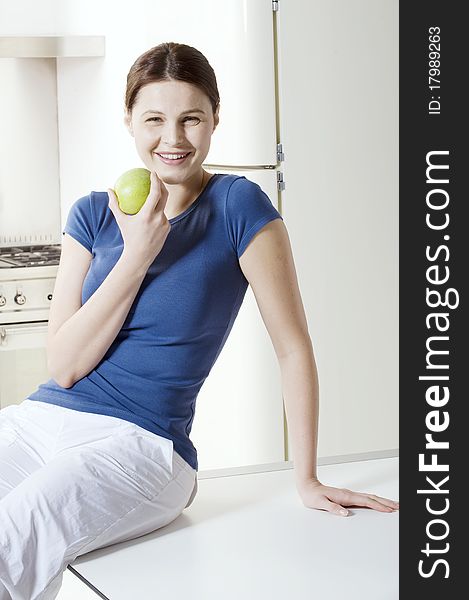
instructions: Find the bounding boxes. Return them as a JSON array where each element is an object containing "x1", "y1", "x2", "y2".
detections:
[
  {"x1": 277, "y1": 0, "x2": 399, "y2": 458},
  {"x1": 0, "y1": 0, "x2": 58, "y2": 34}
]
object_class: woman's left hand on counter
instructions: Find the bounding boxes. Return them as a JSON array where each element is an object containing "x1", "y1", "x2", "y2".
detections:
[{"x1": 297, "y1": 478, "x2": 399, "y2": 516}]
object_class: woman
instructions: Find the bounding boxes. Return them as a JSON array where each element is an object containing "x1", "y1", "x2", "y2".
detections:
[{"x1": 0, "y1": 42, "x2": 398, "y2": 599}]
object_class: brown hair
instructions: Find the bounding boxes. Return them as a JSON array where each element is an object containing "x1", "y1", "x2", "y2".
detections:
[{"x1": 125, "y1": 42, "x2": 220, "y2": 116}]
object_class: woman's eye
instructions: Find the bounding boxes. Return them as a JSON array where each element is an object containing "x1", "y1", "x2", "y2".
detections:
[{"x1": 145, "y1": 116, "x2": 200, "y2": 123}]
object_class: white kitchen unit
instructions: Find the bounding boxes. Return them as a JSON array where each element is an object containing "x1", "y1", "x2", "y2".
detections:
[
  {"x1": 0, "y1": 29, "x2": 104, "y2": 409},
  {"x1": 69, "y1": 457, "x2": 399, "y2": 600}
]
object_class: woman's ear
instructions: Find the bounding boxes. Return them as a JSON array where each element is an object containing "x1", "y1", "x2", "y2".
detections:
[
  {"x1": 124, "y1": 111, "x2": 134, "y2": 136},
  {"x1": 213, "y1": 105, "x2": 220, "y2": 132}
]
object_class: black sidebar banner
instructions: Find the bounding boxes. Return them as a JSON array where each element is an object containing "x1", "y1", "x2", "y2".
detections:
[{"x1": 400, "y1": 2, "x2": 465, "y2": 597}]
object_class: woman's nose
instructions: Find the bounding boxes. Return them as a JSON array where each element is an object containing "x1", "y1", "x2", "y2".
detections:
[{"x1": 161, "y1": 122, "x2": 186, "y2": 146}]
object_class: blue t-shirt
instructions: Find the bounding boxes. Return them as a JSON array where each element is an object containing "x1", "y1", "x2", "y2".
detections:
[{"x1": 28, "y1": 174, "x2": 283, "y2": 471}]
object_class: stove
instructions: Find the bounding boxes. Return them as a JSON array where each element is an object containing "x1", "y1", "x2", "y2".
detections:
[
  {"x1": 0, "y1": 244, "x2": 61, "y2": 268},
  {"x1": 0, "y1": 244, "x2": 61, "y2": 325}
]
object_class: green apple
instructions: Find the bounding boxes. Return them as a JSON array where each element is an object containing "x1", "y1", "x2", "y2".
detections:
[{"x1": 114, "y1": 168, "x2": 151, "y2": 214}]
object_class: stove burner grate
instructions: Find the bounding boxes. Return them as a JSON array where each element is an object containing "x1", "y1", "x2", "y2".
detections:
[{"x1": 0, "y1": 245, "x2": 61, "y2": 268}]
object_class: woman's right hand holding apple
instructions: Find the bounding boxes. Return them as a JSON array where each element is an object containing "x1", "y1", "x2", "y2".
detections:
[{"x1": 107, "y1": 171, "x2": 171, "y2": 271}]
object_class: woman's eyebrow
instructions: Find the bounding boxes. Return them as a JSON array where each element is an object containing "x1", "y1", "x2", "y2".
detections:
[{"x1": 141, "y1": 109, "x2": 206, "y2": 116}]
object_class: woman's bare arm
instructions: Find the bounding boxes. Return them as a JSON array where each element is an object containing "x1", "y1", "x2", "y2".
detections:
[
  {"x1": 47, "y1": 234, "x2": 153, "y2": 388},
  {"x1": 239, "y1": 218, "x2": 399, "y2": 515},
  {"x1": 47, "y1": 172, "x2": 170, "y2": 388}
]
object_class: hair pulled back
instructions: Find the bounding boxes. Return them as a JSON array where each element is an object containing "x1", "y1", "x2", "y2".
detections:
[{"x1": 125, "y1": 42, "x2": 220, "y2": 116}]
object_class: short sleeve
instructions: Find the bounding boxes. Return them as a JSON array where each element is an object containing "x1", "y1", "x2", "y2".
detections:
[
  {"x1": 62, "y1": 194, "x2": 95, "y2": 253},
  {"x1": 225, "y1": 177, "x2": 283, "y2": 259}
]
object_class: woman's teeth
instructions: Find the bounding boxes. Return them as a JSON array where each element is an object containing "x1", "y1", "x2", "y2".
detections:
[{"x1": 158, "y1": 153, "x2": 190, "y2": 160}]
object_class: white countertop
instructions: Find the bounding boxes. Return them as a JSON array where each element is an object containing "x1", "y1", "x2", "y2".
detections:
[{"x1": 67, "y1": 457, "x2": 399, "y2": 600}]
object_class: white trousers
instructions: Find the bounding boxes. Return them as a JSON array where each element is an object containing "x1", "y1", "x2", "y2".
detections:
[{"x1": 0, "y1": 399, "x2": 198, "y2": 600}]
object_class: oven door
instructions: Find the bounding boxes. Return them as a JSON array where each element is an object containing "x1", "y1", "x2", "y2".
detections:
[{"x1": 0, "y1": 322, "x2": 49, "y2": 409}]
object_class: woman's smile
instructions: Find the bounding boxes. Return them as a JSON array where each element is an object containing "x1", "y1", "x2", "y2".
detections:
[{"x1": 154, "y1": 151, "x2": 192, "y2": 165}]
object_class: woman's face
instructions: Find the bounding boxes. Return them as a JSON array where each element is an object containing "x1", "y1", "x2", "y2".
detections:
[{"x1": 125, "y1": 80, "x2": 219, "y2": 186}]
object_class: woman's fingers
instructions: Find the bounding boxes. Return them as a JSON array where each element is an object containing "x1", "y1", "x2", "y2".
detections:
[
  {"x1": 367, "y1": 493, "x2": 400, "y2": 510},
  {"x1": 341, "y1": 490, "x2": 399, "y2": 512},
  {"x1": 140, "y1": 171, "x2": 168, "y2": 216},
  {"x1": 361, "y1": 496, "x2": 394, "y2": 512},
  {"x1": 315, "y1": 497, "x2": 350, "y2": 517},
  {"x1": 107, "y1": 188, "x2": 121, "y2": 221},
  {"x1": 140, "y1": 170, "x2": 159, "y2": 214},
  {"x1": 298, "y1": 481, "x2": 399, "y2": 515}
]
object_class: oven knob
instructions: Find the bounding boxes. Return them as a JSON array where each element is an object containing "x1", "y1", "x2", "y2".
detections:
[
  {"x1": 0, "y1": 295, "x2": 6, "y2": 307},
  {"x1": 14, "y1": 292, "x2": 26, "y2": 305}
]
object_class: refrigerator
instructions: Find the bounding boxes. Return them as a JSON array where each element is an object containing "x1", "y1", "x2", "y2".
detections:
[{"x1": 177, "y1": 1, "x2": 286, "y2": 471}]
